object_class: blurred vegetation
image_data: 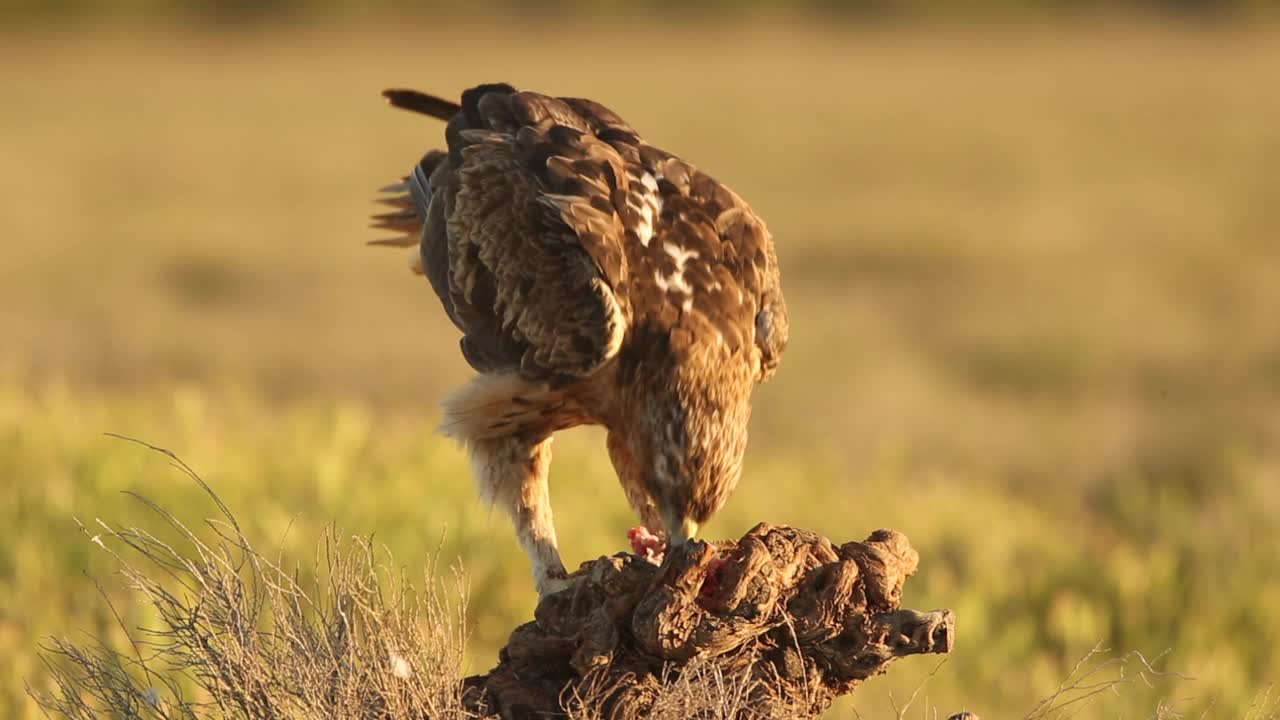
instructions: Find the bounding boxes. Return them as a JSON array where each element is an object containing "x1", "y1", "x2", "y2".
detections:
[
  {"x1": 9, "y1": 386, "x2": 1279, "y2": 720},
  {"x1": 2, "y1": 0, "x2": 1279, "y2": 25},
  {"x1": 3, "y1": 14, "x2": 1280, "y2": 720}
]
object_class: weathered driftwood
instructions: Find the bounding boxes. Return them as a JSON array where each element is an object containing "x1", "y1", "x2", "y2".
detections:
[{"x1": 463, "y1": 523, "x2": 955, "y2": 719}]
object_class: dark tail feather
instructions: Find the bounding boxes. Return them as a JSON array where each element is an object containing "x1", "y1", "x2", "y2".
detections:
[
  {"x1": 382, "y1": 89, "x2": 461, "y2": 121},
  {"x1": 367, "y1": 151, "x2": 449, "y2": 263}
]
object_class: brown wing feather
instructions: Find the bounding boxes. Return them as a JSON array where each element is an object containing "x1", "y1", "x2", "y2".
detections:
[
  {"x1": 591, "y1": 134, "x2": 788, "y2": 383},
  {"x1": 428, "y1": 86, "x2": 635, "y2": 383},
  {"x1": 374, "y1": 83, "x2": 786, "y2": 384}
]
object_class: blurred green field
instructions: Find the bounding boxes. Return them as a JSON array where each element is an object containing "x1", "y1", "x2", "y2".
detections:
[{"x1": 3, "y1": 18, "x2": 1280, "y2": 719}]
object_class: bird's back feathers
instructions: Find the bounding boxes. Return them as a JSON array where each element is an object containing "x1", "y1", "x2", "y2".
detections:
[{"x1": 372, "y1": 84, "x2": 788, "y2": 387}]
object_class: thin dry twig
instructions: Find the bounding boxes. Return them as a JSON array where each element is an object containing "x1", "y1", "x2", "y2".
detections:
[
  {"x1": 1022, "y1": 643, "x2": 1192, "y2": 720},
  {"x1": 889, "y1": 657, "x2": 950, "y2": 720},
  {"x1": 1243, "y1": 685, "x2": 1279, "y2": 720}
]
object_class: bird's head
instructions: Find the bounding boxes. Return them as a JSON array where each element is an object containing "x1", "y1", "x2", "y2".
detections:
[{"x1": 618, "y1": 327, "x2": 758, "y2": 542}]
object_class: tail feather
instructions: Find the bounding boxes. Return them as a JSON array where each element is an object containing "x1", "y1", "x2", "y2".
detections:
[
  {"x1": 375, "y1": 194, "x2": 414, "y2": 209},
  {"x1": 383, "y1": 89, "x2": 461, "y2": 121},
  {"x1": 366, "y1": 237, "x2": 419, "y2": 248},
  {"x1": 370, "y1": 209, "x2": 420, "y2": 232},
  {"x1": 369, "y1": 173, "x2": 421, "y2": 270},
  {"x1": 371, "y1": 93, "x2": 457, "y2": 275}
]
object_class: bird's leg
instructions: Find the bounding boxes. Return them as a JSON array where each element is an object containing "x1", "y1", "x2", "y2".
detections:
[{"x1": 467, "y1": 434, "x2": 570, "y2": 597}]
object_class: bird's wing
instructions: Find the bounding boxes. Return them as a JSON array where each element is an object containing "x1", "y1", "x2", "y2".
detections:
[
  {"x1": 383, "y1": 84, "x2": 643, "y2": 384},
  {"x1": 649, "y1": 154, "x2": 789, "y2": 383},
  {"x1": 577, "y1": 126, "x2": 788, "y2": 383},
  {"x1": 375, "y1": 83, "x2": 787, "y2": 384}
]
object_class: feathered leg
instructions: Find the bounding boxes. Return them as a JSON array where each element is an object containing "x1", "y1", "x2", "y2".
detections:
[{"x1": 468, "y1": 434, "x2": 569, "y2": 597}]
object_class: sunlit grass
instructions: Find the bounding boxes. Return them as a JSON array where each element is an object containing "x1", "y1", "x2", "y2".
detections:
[{"x1": 7, "y1": 382, "x2": 1279, "y2": 718}]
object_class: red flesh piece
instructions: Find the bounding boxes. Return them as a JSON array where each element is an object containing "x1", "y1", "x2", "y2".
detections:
[
  {"x1": 628, "y1": 525, "x2": 666, "y2": 564},
  {"x1": 699, "y1": 556, "x2": 729, "y2": 600}
]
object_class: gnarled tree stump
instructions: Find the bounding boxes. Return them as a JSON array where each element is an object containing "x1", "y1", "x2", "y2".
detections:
[{"x1": 463, "y1": 523, "x2": 954, "y2": 719}]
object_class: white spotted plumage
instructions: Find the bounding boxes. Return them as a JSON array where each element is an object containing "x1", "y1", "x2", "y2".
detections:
[{"x1": 629, "y1": 170, "x2": 663, "y2": 247}]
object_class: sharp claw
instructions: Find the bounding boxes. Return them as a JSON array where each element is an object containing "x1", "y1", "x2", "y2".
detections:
[{"x1": 536, "y1": 572, "x2": 579, "y2": 598}]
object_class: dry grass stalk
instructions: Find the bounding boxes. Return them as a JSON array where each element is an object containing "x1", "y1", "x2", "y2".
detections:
[
  {"x1": 1020, "y1": 643, "x2": 1190, "y2": 720},
  {"x1": 33, "y1": 438, "x2": 472, "y2": 719}
]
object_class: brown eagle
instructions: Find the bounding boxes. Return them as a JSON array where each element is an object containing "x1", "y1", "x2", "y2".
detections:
[{"x1": 372, "y1": 83, "x2": 787, "y2": 596}]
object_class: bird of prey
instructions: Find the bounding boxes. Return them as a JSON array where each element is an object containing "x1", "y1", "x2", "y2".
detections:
[{"x1": 371, "y1": 83, "x2": 787, "y2": 596}]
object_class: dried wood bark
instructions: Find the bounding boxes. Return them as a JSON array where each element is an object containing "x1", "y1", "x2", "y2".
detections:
[{"x1": 463, "y1": 523, "x2": 955, "y2": 719}]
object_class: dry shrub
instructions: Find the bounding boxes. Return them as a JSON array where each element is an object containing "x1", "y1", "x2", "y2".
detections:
[
  {"x1": 555, "y1": 631, "x2": 925, "y2": 720},
  {"x1": 563, "y1": 654, "x2": 808, "y2": 720},
  {"x1": 33, "y1": 439, "x2": 473, "y2": 719}
]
